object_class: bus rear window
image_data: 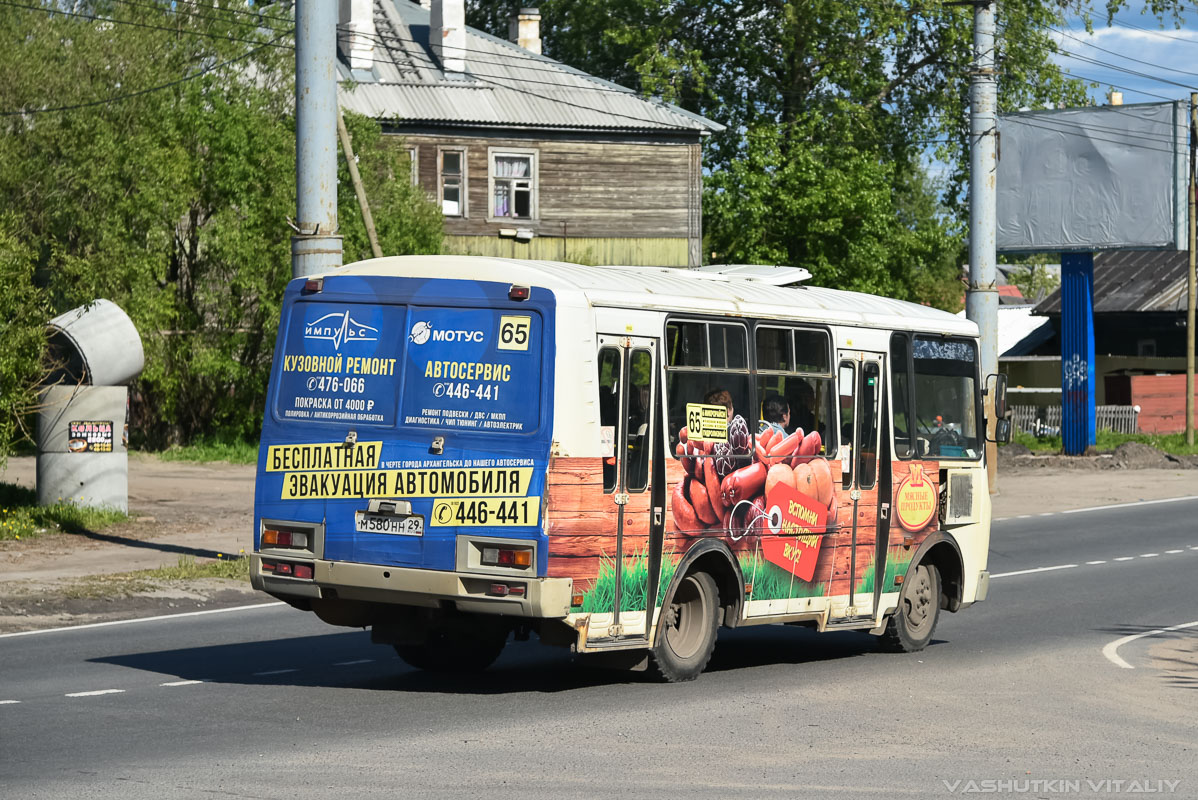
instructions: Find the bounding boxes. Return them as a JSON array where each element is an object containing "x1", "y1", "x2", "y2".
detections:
[{"x1": 401, "y1": 306, "x2": 543, "y2": 434}]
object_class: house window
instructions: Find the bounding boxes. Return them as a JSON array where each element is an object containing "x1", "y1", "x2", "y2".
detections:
[
  {"x1": 489, "y1": 149, "x2": 537, "y2": 220},
  {"x1": 439, "y1": 148, "x2": 466, "y2": 217},
  {"x1": 407, "y1": 146, "x2": 419, "y2": 186}
]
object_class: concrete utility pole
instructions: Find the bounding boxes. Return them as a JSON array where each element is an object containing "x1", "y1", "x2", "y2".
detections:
[
  {"x1": 1187, "y1": 93, "x2": 1196, "y2": 446},
  {"x1": 965, "y1": 1, "x2": 999, "y2": 485},
  {"x1": 292, "y1": 0, "x2": 342, "y2": 279}
]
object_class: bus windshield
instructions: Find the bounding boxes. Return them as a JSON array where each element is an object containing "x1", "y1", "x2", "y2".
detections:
[{"x1": 912, "y1": 336, "x2": 980, "y2": 459}]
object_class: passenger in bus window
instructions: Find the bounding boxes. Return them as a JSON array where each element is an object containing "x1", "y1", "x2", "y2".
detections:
[
  {"x1": 792, "y1": 380, "x2": 818, "y2": 435},
  {"x1": 759, "y1": 393, "x2": 790, "y2": 436},
  {"x1": 703, "y1": 388, "x2": 734, "y2": 420}
]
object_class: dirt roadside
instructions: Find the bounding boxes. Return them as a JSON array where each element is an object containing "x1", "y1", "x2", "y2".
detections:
[{"x1": 1, "y1": 453, "x2": 1195, "y2": 634}]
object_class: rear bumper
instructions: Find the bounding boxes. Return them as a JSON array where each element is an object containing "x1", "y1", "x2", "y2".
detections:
[{"x1": 251, "y1": 555, "x2": 572, "y2": 619}]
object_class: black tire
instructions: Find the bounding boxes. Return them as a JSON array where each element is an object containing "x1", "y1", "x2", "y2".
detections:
[
  {"x1": 878, "y1": 562, "x2": 940, "y2": 653},
  {"x1": 394, "y1": 624, "x2": 508, "y2": 673},
  {"x1": 650, "y1": 570, "x2": 720, "y2": 682}
]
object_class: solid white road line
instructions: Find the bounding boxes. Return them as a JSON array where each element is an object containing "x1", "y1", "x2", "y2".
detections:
[
  {"x1": 1058, "y1": 495, "x2": 1198, "y2": 515},
  {"x1": 160, "y1": 679, "x2": 206, "y2": 687},
  {"x1": 996, "y1": 494, "x2": 1198, "y2": 522},
  {"x1": 990, "y1": 564, "x2": 1078, "y2": 579},
  {"x1": 1102, "y1": 619, "x2": 1198, "y2": 669},
  {"x1": 65, "y1": 689, "x2": 125, "y2": 698},
  {"x1": 0, "y1": 602, "x2": 285, "y2": 639},
  {"x1": 253, "y1": 669, "x2": 297, "y2": 676},
  {"x1": 332, "y1": 659, "x2": 373, "y2": 666}
]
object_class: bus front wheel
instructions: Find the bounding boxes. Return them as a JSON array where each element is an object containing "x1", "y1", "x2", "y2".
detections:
[
  {"x1": 878, "y1": 562, "x2": 940, "y2": 653},
  {"x1": 651, "y1": 570, "x2": 720, "y2": 682}
]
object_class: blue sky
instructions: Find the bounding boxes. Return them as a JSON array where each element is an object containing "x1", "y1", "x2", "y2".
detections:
[{"x1": 1053, "y1": 7, "x2": 1198, "y2": 105}]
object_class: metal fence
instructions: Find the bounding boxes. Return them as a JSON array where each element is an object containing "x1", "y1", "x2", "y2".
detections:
[{"x1": 1011, "y1": 404, "x2": 1139, "y2": 436}]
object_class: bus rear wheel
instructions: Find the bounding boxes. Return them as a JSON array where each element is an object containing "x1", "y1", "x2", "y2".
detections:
[
  {"x1": 651, "y1": 570, "x2": 719, "y2": 682},
  {"x1": 394, "y1": 623, "x2": 508, "y2": 673},
  {"x1": 878, "y1": 562, "x2": 940, "y2": 653}
]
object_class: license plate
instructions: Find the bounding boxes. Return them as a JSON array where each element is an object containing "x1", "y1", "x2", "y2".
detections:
[{"x1": 354, "y1": 511, "x2": 424, "y2": 536}]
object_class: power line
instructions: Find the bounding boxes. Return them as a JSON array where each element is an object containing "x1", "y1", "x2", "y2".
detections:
[
  {"x1": 98, "y1": 0, "x2": 293, "y2": 32},
  {"x1": 0, "y1": 29, "x2": 292, "y2": 117},
  {"x1": 1050, "y1": 24, "x2": 1198, "y2": 78},
  {"x1": 1057, "y1": 48, "x2": 1198, "y2": 91},
  {"x1": 1058, "y1": 68, "x2": 1180, "y2": 102},
  {"x1": 0, "y1": 0, "x2": 292, "y2": 51}
]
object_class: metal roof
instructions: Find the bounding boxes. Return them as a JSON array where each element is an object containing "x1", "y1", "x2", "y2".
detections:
[
  {"x1": 327, "y1": 256, "x2": 978, "y2": 337},
  {"x1": 336, "y1": 1, "x2": 723, "y2": 134},
  {"x1": 1035, "y1": 250, "x2": 1190, "y2": 315}
]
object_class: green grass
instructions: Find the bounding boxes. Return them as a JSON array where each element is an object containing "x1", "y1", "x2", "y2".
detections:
[
  {"x1": 1009, "y1": 429, "x2": 1198, "y2": 457},
  {"x1": 154, "y1": 436, "x2": 258, "y2": 465},
  {"x1": 64, "y1": 554, "x2": 250, "y2": 599},
  {"x1": 577, "y1": 548, "x2": 679, "y2": 613},
  {"x1": 0, "y1": 482, "x2": 128, "y2": 541},
  {"x1": 855, "y1": 554, "x2": 912, "y2": 596},
  {"x1": 738, "y1": 551, "x2": 826, "y2": 601}
]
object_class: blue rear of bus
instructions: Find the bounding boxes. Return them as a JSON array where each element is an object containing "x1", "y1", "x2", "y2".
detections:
[{"x1": 252, "y1": 273, "x2": 555, "y2": 589}]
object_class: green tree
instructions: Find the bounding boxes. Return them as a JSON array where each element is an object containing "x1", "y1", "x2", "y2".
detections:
[
  {"x1": 467, "y1": 1, "x2": 1178, "y2": 308},
  {"x1": 0, "y1": 2, "x2": 441, "y2": 455},
  {"x1": 338, "y1": 111, "x2": 443, "y2": 263}
]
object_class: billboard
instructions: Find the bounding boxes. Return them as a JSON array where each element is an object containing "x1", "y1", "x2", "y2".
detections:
[{"x1": 996, "y1": 101, "x2": 1187, "y2": 253}]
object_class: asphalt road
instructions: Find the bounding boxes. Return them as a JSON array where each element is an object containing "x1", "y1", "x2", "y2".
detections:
[{"x1": 2, "y1": 498, "x2": 1196, "y2": 799}]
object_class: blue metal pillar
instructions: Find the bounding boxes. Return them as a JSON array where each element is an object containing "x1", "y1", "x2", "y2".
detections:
[{"x1": 1060, "y1": 252, "x2": 1096, "y2": 455}]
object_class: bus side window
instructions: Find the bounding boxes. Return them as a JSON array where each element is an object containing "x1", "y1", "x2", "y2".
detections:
[
  {"x1": 597, "y1": 347, "x2": 621, "y2": 493},
  {"x1": 838, "y1": 362, "x2": 855, "y2": 489},
  {"x1": 626, "y1": 349, "x2": 653, "y2": 492},
  {"x1": 891, "y1": 334, "x2": 913, "y2": 458},
  {"x1": 858, "y1": 362, "x2": 880, "y2": 490}
]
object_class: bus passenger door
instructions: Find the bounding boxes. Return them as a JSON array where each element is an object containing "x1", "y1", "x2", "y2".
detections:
[
  {"x1": 832, "y1": 351, "x2": 891, "y2": 623},
  {"x1": 595, "y1": 335, "x2": 663, "y2": 641}
]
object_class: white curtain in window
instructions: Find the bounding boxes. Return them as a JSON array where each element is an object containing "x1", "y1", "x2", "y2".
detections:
[{"x1": 493, "y1": 155, "x2": 530, "y2": 178}]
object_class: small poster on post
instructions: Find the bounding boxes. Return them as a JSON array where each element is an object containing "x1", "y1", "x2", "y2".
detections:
[{"x1": 68, "y1": 420, "x2": 114, "y2": 453}]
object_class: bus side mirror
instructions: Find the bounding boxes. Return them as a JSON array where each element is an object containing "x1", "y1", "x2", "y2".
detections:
[
  {"x1": 985, "y1": 373, "x2": 1010, "y2": 443},
  {"x1": 986, "y1": 373, "x2": 1008, "y2": 418}
]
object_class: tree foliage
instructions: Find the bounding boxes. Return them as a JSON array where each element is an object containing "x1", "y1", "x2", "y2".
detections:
[
  {"x1": 0, "y1": 2, "x2": 440, "y2": 455},
  {"x1": 467, "y1": 0, "x2": 1178, "y2": 305}
]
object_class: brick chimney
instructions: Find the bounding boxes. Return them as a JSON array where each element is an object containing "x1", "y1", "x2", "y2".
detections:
[
  {"x1": 508, "y1": 7, "x2": 541, "y2": 55},
  {"x1": 337, "y1": 0, "x2": 376, "y2": 75},
  {"x1": 431, "y1": 0, "x2": 466, "y2": 76}
]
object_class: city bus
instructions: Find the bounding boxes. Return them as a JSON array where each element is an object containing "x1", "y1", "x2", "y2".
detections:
[{"x1": 251, "y1": 256, "x2": 1007, "y2": 681}]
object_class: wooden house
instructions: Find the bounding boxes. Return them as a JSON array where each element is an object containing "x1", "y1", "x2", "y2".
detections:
[{"x1": 336, "y1": 0, "x2": 723, "y2": 267}]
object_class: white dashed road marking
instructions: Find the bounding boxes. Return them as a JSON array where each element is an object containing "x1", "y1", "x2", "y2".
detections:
[
  {"x1": 65, "y1": 689, "x2": 125, "y2": 698},
  {"x1": 1140, "y1": 553, "x2": 1160, "y2": 558},
  {"x1": 160, "y1": 680, "x2": 206, "y2": 687},
  {"x1": 253, "y1": 669, "x2": 298, "y2": 676},
  {"x1": 1114, "y1": 557, "x2": 1135, "y2": 561},
  {"x1": 1165, "y1": 549, "x2": 1183, "y2": 554},
  {"x1": 0, "y1": 602, "x2": 285, "y2": 639},
  {"x1": 1086, "y1": 560, "x2": 1106, "y2": 565},
  {"x1": 0, "y1": 700, "x2": 21, "y2": 705},
  {"x1": 333, "y1": 659, "x2": 374, "y2": 666},
  {"x1": 1102, "y1": 619, "x2": 1198, "y2": 669},
  {"x1": 991, "y1": 564, "x2": 1077, "y2": 579}
]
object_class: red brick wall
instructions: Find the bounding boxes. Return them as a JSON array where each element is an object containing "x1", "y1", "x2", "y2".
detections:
[{"x1": 1130, "y1": 374, "x2": 1198, "y2": 434}]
